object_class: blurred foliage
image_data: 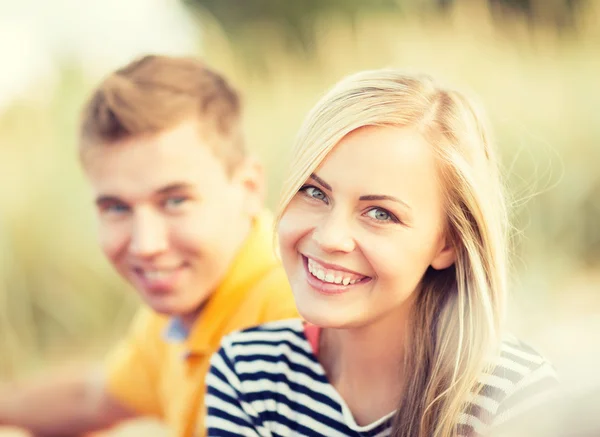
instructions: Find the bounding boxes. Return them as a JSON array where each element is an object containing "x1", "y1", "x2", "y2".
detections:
[
  {"x1": 0, "y1": 65, "x2": 140, "y2": 378},
  {"x1": 187, "y1": 0, "x2": 588, "y2": 58},
  {"x1": 186, "y1": 0, "x2": 401, "y2": 52},
  {"x1": 488, "y1": 0, "x2": 587, "y2": 26},
  {"x1": 0, "y1": 0, "x2": 599, "y2": 382}
]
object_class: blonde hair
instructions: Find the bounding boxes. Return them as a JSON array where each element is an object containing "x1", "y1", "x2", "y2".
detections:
[{"x1": 276, "y1": 70, "x2": 508, "y2": 437}]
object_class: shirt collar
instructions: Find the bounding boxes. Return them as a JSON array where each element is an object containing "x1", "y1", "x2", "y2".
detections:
[
  {"x1": 162, "y1": 316, "x2": 189, "y2": 343},
  {"x1": 168, "y1": 211, "x2": 278, "y2": 355}
]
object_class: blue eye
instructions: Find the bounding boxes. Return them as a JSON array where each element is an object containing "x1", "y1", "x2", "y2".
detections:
[
  {"x1": 164, "y1": 196, "x2": 188, "y2": 209},
  {"x1": 106, "y1": 203, "x2": 130, "y2": 214},
  {"x1": 366, "y1": 207, "x2": 398, "y2": 223},
  {"x1": 300, "y1": 185, "x2": 328, "y2": 203}
]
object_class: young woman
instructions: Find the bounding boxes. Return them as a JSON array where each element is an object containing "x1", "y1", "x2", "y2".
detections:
[{"x1": 204, "y1": 70, "x2": 559, "y2": 437}]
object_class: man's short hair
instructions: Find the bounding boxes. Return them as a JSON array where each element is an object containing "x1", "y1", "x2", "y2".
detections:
[{"x1": 79, "y1": 54, "x2": 246, "y2": 171}]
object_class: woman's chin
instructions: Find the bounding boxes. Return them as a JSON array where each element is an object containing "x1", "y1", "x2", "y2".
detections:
[{"x1": 296, "y1": 304, "x2": 358, "y2": 329}]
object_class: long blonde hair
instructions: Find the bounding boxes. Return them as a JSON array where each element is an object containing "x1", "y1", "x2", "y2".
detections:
[{"x1": 276, "y1": 70, "x2": 508, "y2": 437}]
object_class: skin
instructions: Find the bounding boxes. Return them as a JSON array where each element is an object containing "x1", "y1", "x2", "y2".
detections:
[
  {"x1": 83, "y1": 117, "x2": 264, "y2": 327},
  {"x1": 277, "y1": 125, "x2": 455, "y2": 425},
  {"x1": 0, "y1": 117, "x2": 264, "y2": 436}
]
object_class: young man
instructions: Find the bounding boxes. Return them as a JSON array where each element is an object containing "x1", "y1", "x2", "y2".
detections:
[{"x1": 0, "y1": 55, "x2": 297, "y2": 437}]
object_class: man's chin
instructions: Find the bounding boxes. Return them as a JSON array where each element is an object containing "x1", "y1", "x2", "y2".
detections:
[
  {"x1": 143, "y1": 294, "x2": 183, "y2": 316},
  {"x1": 142, "y1": 293, "x2": 204, "y2": 319}
]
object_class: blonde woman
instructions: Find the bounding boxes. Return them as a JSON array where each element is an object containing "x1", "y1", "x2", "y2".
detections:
[{"x1": 204, "y1": 70, "x2": 558, "y2": 437}]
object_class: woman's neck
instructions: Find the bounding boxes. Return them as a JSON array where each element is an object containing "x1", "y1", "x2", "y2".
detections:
[{"x1": 319, "y1": 302, "x2": 413, "y2": 426}]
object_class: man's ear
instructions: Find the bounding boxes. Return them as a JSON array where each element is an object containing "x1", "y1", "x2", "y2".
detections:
[
  {"x1": 233, "y1": 156, "x2": 265, "y2": 218},
  {"x1": 430, "y1": 234, "x2": 456, "y2": 270}
]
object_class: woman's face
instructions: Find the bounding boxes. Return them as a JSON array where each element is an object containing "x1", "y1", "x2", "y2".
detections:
[{"x1": 278, "y1": 125, "x2": 455, "y2": 328}]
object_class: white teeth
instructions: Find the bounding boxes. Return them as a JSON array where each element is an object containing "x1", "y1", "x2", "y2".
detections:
[
  {"x1": 306, "y1": 258, "x2": 363, "y2": 286},
  {"x1": 146, "y1": 272, "x2": 165, "y2": 280},
  {"x1": 142, "y1": 270, "x2": 174, "y2": 281}
]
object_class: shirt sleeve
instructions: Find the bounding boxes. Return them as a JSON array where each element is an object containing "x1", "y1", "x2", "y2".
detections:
[
  {"x1": 104, "y1": 307, "x2": 163, "y2": 417},
  {"x1": 490, "y1": 359, "x2": 561, "y2": 432},
  {"x1": 205, "y1": 340, "x2": 265, "y2": 437}
]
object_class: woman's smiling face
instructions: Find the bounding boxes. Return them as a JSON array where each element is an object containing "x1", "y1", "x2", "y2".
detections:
[{"x1": 277, "y1": 125, "x2": 456, "y2": 328}]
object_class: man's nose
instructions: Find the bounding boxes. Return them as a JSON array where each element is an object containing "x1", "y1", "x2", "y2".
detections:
[{"x1": 129, "y1": 208, "x2": 169, "y2": 258}]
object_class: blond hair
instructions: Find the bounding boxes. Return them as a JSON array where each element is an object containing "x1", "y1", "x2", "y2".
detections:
[
  {"x1": 276, "y1": 70, "x2": 508, "y2": 437},
  {"x1": 79, "y1": 54, "x2": 246, "y2": 171}
]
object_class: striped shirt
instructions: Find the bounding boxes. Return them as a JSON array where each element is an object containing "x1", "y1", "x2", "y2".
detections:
[{"x1": 206, "y1": 319, "x2": 558, "y2": 437}]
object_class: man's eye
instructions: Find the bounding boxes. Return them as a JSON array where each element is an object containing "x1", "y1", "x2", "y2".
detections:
[
  {"x1": 104, "y1": 204, "x2": 130, "y2": 214},
  {"x1": 164, "y1": 196, "x2": 188, "y2": 209}
]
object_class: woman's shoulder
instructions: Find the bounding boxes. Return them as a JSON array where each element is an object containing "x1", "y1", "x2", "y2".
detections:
[
  {"x1": 492, "y1": 335, "x2": 558, "y2": 389},
  {"x1": 480, "y1": 335, "x2": 560, "y2": 430},
  {"x1": 208, "y1": 318, "x2": 327, "y2": 398},
  {"x1": 216, "y1": 318, "x2": 313, "y2": 360},
  {"x1": 222, "y1": 317, "x2": 306, "y2": 341}
]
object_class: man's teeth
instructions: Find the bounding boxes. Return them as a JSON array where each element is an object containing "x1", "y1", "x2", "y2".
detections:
[
  {"x1": 142, "y1": 270, "x2": 175, "y2": 281},
  {"x1": 307, "y1": 259, "x2": 363, "y2": 285}
]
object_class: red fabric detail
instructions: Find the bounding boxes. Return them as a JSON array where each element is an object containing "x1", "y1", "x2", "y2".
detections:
[{"x1": 304, "y1": 322, "x2": 321, "y2": 355}]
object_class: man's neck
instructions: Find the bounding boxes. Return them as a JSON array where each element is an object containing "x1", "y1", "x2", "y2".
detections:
[{"x1": 179, "y1": 302, "x2": 206, "y2": 332}]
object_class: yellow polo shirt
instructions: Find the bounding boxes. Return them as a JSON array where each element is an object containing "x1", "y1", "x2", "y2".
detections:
[{"x1": 104, "y1": 213, "x2": 298, "y2": 437}]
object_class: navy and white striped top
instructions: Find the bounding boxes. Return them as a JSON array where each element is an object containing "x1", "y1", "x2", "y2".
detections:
[{"x1": 205, "y1": 319, "x2": 558, "y2": 436}]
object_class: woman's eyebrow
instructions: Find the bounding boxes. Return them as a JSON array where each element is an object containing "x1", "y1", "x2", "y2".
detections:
[
  {"x1": 359, "y1": 194, "x2": 411, "y2": 210},
  {"x1": 309, "y1": 173, "x2": 332, "y2": 191}
]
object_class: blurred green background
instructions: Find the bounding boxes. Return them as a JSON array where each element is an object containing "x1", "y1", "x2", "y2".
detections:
[{"x1": 0, "y1": 0, "x2": 599, "y2": 432}]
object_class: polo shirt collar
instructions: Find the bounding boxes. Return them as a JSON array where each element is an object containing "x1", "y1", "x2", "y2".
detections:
[
  {"x1": 163, "y1": 211, "x2": 278, "y2": 355},
  {"x1": 162, "y1": 316, "x2": 189, "y2": 343}
]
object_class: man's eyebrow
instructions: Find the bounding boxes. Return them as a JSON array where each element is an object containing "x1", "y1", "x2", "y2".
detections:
[
  {"x1": 95, "y1": 195, "x2": 123, "y2": 206},
  {"x1": 359, "y1": 194, "x2": 411, "y2": 210},
  {"x1": 155, "y1": 183, "x2": 194, "y2": 195},
  {"x1": 309, "y1": 173, "x2": 332, "y2": 191},
  {"x1": 95, "y1": 184, "x2": 194, "y2": 206}
]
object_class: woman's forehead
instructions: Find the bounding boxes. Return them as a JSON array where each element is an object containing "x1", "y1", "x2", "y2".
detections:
[{"x1": 318, "y1": 127, "x2": 436, "y2": 184}]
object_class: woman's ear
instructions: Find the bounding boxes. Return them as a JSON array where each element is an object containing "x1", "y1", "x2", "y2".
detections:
[{"x1": 431, "y1": 235, "x2": 456, "y2": 270}]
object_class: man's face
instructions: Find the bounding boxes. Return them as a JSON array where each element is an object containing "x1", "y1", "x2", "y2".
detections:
[{"x1": 83, "y1": 119, "x2": 263, "y2": 320}]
